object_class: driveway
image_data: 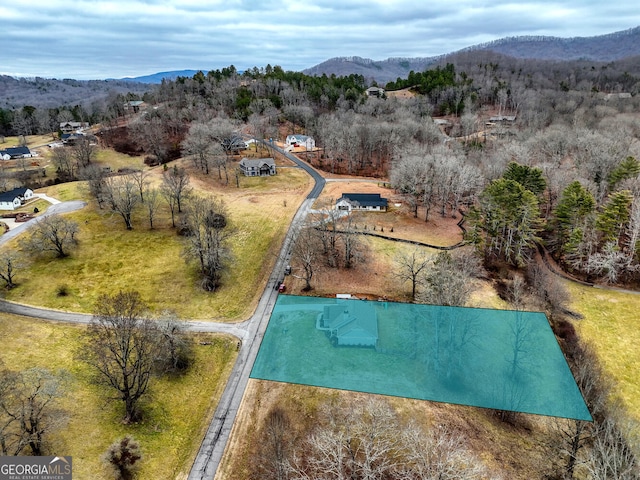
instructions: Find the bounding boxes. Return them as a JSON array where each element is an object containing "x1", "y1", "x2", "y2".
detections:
[{"x1": 0, "y1": 199, "x2": 86, "y2": 246}]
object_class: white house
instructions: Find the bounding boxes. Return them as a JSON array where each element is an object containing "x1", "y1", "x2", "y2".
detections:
[
  {"x1": 365, "y1": 86, "x2": 385, "y2": 97},
  {"x1": 0, "y1": 146, "x2": 33, "y2": 159},
  {"x1": 336, "y1": 193, "x2": 388, "y2": 212},
  {"x1": 0, "y1": 187, "x2": 34, "y2": 210},
  {"x1": 239, "y1": 157, "x2": 276, "y2": 177},
  {"x1": 285, "y1": 134, "x2": 315, "y2": 150}
]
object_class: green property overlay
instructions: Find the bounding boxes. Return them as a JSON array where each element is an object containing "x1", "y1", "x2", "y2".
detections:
[{"x1": 250, "y1": 295, "x2": 592, "y2": 421}]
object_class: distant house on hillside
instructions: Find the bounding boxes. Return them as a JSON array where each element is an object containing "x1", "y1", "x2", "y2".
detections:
[
  {"x1": 239, "y1": 157, "x2": 276, "y2": 177},
  {"x1": 336, "y1": 193, "x2": 388, "y2": 212},
  {"x1": 123, "y1": 101, "x2": 145, "y2": 113},
  {"x1": 0, "y1": 146, "x2": 34, "y2": 160},
  {"x1": 488, "y1": 115, "x2": 517, "y2": 123},
  {"x1": 366, "y1": 86, "x2": 385, "y2": 97},
  {"x1": 59, "y1": 121, "x2": 89, "y2": 134},
  {"x1": 316, "y1": 301, "x2": 378, "y2": 347},
  {"x1": 285, "y1": 134, "x2": 315, "y2": 150},
  {"x1": 604, "y1": 92, "x2": 632, "y2": 100},
  {"x1": 0, "y1": 187, "x2": 34, "y2": 210}
]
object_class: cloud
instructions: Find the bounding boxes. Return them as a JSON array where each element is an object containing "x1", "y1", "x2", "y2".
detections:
[{"x1": 1, "y1": 0, "x2": 639, "y2": 79}]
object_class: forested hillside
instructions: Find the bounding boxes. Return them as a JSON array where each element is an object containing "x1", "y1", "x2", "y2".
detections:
[
  {"x1": 0, "y1": 75, "x2": 151, "y2": 110},
  {"x1": 303, "y1": 26, "x2": 640, "y2": 83}
]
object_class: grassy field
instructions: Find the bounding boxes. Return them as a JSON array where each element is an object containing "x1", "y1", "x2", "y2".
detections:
[
  {"x1": 0, "y1": 312, "x2": 237, "y2": 480},
  {"x1": 2, "y1": 162, "x2": 310, "y2": 320},
  {"x1": 1, "y1": 134, "x2": 54, "y2": 147},
  {"x1": 568, "y1": 282, "x2": 640, "y2": 422}
]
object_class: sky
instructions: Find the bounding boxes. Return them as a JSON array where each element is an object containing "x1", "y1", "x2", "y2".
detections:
[{"x1": 2, "y1": 0, "x2": 640, "y2": 80}]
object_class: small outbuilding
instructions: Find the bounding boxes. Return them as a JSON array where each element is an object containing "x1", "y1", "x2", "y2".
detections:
[{"x1": 336, "y1": 193, "x2": 388, "y2": 212}]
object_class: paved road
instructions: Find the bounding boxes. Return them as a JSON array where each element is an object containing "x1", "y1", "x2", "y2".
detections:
[
  {"x1": 188, "y1": 141, "x2": 324, "y2": 480},
  {"x1": 0, "y1": 200, "x2": 87, "y2": 246}
]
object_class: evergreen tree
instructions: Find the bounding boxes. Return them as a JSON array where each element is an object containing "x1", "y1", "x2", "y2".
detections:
[
  {"x1": 607, "y1": 156, "x2": 640, "y2": 191},
  {"x1": 553, "y1": 181, "x2": 596, "y2": 253},
  {"x1": 596, "y1": 190, "x2": 633, "y2": 245},
  {"x1": 503, "y1": 161, "x2": 547, "y2": 196},
  {"x1": 467, "y1": 178, "x2": 541, "y2": 267}
]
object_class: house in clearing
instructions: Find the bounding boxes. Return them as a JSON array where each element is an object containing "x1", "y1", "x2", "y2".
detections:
[
  {"x1": 336, "y1": 193, "x2": 388, "y2": 212},
  {"x1": 285, "y1": 134, "x2": 315, "y2": 150},
  {"x1": 123, "y1": 101, "x2": 145, "y2": 113},
  {"x1": 0, "y1": 187, "x2": 34, "y2": 210},
  {"x1": 316, "y1": 301, "x2": 378, "y2": 347},
  {"x1": 239, "y1": 157, "x2": 276, "y2": 177},
  {"x1": 59, "y1": 121, "x2": 89, "y2": 134},
  {"x1": 366, "y1": 86, "x2": 385, "y2": 97}
]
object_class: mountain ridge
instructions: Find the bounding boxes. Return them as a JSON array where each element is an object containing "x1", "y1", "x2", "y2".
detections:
[{"x1": 302, "y1": 26, "x2": 640, "y2": 84}]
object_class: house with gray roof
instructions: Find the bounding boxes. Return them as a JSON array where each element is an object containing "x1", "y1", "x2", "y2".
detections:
[
  {"x1": 336, "y1": 193, "x2": 388, "y2": 212},
  {"x1": 238, "y1": 157, "x2": 276, "y2": 177}
]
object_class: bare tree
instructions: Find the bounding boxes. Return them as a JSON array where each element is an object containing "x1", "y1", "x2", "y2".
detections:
[
  {"x1": 547, "y1": 343, "x2": 609, "y2": 479},
  {"x1": 400, "y1": 422, "x2": 486, "y2": 480},
  {"x1": 51, "y1": 147, "x2": 77, "y2": 180},
  {"x1": 290, "y1": 396, "x2": 485, "y2": 480},
  {"x1": 182, "y1": 195, "x2": 232, "y2": 291},
  {"x1": 155, "y1": 312, "x2": 192, "y2": 373},
  {"x1": 102, "y1": 175, "x2": 140, "y2": 230},
  {"x1": 71, "y1": 136, "x2": 96, "y2": 168},
  {"x1": 254, "y1": 408, "x2": 293, "y2": 480},
  {"x1": 291, "y1": 224, "x2": 320, "y2": 291},
  {"x1": 419, "y1": 251, "x2": 477, "y2": 307},
  {"x1": 341, "y1": 212, "x2": 365, "y2": 269},
  {"x1": 161, "y1": 166, "x2": 191, "y2": 227},
  {"x1": 26, "y1": 214, "x2": 79, "y2": 258},
  {"x1": 143, "y1": 187, "x2": 161, "y2": 229},
  {"x1": 182, "y1": 122, "x2": 215, "y2": 174},
  {"x1": 82, "y1": 291, "x2": 159, "y2": 423},
  {"x1": 79, "y1": 164, "x2": 108, "y2": 208},
  {"x1": 0, "y1": 251, "x2": 24, "y2": 289},
  {"x1": 0, "y1": 367, "x2": 68, "y2": 456},
  {"x1": 393, "y1": 247, "x2": 430, "y2": 301},
  {"x1": 587, "y1": 417, "x2": 639, "y2": 480},
  {"x1": 131, "y1": 169, "x2": 150, "y2": 202},
  {"x1": 526, "y1": 263, "x2": 570, "y2": 314}
]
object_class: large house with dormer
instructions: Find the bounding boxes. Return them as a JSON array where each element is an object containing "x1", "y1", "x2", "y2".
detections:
[{"x1": 239, "y1": 157, "x2": 276, "y2": 177}]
